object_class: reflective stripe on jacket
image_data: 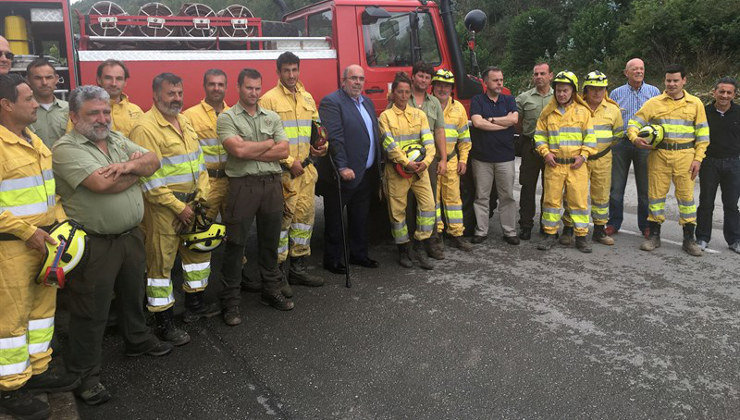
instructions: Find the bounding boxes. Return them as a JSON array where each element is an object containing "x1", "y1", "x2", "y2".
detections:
[
  {"x1": 183, "y1": 99, "x2": 230, "y2": 170},
  {"x1": 442, "y1": 98, "x2": 472, "y2": 163},
  {"x1": 535, "y1": 97, "x2": 597, "y2": 159}
]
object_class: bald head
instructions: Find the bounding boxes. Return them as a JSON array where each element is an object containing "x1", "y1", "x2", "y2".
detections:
[
  {"x1": 342, "y1": 64, "x2": 365, "y2": 98},
  {"x1": 624, "y1": 58, "x2": 645, "y2": 88},
  {"x1": 0, "y1": 37, "x2": 12, "y2": 75}
]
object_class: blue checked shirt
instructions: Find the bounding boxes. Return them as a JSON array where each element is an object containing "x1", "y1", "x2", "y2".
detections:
[{"x1": 610, "y1": 82, "x2": 661, "y2": 131}]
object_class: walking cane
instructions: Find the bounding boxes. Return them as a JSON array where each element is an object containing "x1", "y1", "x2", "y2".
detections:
[{"x1": 328, "y1": 154, "x2": 351, "y2": 288}]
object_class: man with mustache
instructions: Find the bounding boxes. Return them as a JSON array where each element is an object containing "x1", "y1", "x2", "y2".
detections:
[
  {"x1": 27, "y1": 57, "x2": 68, "y2": 147},
  {"x1": 130, "y1": 73, "x2": 214, "y2": 346},
  {"x1": 52, "y1": 85, "x2": 169, "y2": 405}
]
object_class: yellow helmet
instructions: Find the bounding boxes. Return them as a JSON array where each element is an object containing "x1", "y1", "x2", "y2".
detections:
[
  {"x1": 552, "y1": 70, "x2": 579, "y2": 91},
  {"x1": 395, "y1": 143, "x2": 426, "y2": 179},
  {"x1": 180, "y1": 202, "x2": 226, "y2": 252},
  {"x1": 37, "y1": 220, "x2": 89, "y2": 288},
  {"x1": 432, "y1": 69, "x2": 455, "y2": 85},
  {"x1": 583, "y1": 70, "x2": 609, "y2": 89},
  {"x1": 637, "y1": 124, "x2": 665, "y2": 146}
]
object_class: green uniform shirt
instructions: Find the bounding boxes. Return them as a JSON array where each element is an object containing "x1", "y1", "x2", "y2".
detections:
[
  {"x1": 516, "y1": 87, "x2": 554, "y2": 138},
  {"x1": 52, "y1": 129, "x2": 150, "y2": 234},
  {"x1": 411, "y1": 92, "x2": 445, "y2": 131},
  {"x1": 30, "y1": 97, "x2": 69, "y2": 148},
  {"x1": 217, "y1": 102, "x2": 288, "y2": 177}
]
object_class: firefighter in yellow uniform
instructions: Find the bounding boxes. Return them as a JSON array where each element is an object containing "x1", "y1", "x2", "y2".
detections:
[
  {"x1": 430, "y1": 69, "x2": 472, "y2": 251},
  {"x1": 183, "y1": 69, "x2": 230, "y2": 221},
  {"x1": 380, "y1": 72, "x2": 437, "y2": 269},
  {"x1": 0, "y1": 74, "x2": 78, "y2": 418},
  {"x1": 260, "y1": 52, "x2": 327, "y2": 288},
  {"x1": 562, "y1": 71, "x2": 624, "y2": 246},
  {"x1": 108, "y1": 93, "x2": 143, "y2": 138},
  {"x1": 130, "y1": 73, "x2": 216, "y2": 347},
  {"x1": 535, "y1": 71, "x2": 597, "y2": 253},
  {"x1": 629, "y1": 64, "x2": 709, "y2": 256}
]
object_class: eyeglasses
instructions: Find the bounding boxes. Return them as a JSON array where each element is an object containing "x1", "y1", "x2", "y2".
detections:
[
  {"x1": 346, "y1": 76, "x2": 365, "y2": 82},
  {"x1": 0, "y1": 51, "x2": 14, "y2": 60}
]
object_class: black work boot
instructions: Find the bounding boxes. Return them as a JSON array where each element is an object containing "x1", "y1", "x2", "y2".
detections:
[
  {"x1": 575, "y1": 235, "x2": 593, "y2": 253},
  {"x1": 398, "y1": 243, "x2": 413, "y2": 268},
  {"x1": 1, "y1": 389, "x2": 50, "y2": 419},
  {"x1": 288, "y1": 256, "x2": 324, "y2": 287},
  {"x1": 447, "y1": 234, "x2": 472, "y2": 252},
  {"x1": 278, "y1": 262, "x2": 294, "y2": 298},
  {"x1": 260, "y1": 290, "x2": 295, "y2": 311},
  {"x1": 413, "y1": 240, "x2": 433, "y2": 270},
  {"x1": 519, "y1": 226, "x2": 532, "y2": 240},
  {"x1": 559, "y1": 226, "x2": 574, "y2": 246},
  {"x1": 640, "y1": 222, "x2": 662, "y2": 251},
  {"x1": 424, "y1": 237, "x2": 445, "y2": 260},
  {"x1": 182, "y1": 291, "x2": 221, "y2": 324},
  {"x1": 537, "y1": 234, "x2": 558, "y2": 251},
  {"x1": 155, "y1": 308, "x2": 190, "y2": 346},
  {"x1": 23, "y1": 367, "x2": 80, "y2": 394},
  {"x1": 592, "y1": 224, "x2": 614, "y2": 245},
  {"x1": 682, "y1": 223, "x2": 702, "y2": 257}
]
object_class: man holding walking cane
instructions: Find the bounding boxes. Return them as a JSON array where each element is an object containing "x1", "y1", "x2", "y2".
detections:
[{"x1": 317, "y1": 64, "x2": 382, "y2": 276}]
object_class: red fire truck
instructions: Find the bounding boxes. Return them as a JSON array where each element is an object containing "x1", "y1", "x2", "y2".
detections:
[{"x1": 1, "y1": 0, "x2": 487, "y2": 112}]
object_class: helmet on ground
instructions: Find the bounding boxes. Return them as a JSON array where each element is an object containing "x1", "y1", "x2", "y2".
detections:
[
  {"x1": 395, "y1": 143, "x2": 426, "y2": 179},
  {"x1": 637, "y1": 124, "x2": 665, "y2": 147},
  {"x1": 552, "y1": 70, "x2": 579, "y2": 91},
  {"x1": 180, "y1": 202, "x2": 226, "y2": 252},
  {"x1": 432, "y1": 69, "x2": 455, "y2": 85},
  {"x1": 310, "y1": 120, "x2": 328, "y2": 148},
  {"x1": 36, "y1": 220, "x2": 89, "y2": 288},
  {"x1": 583, "y1": 70, "x2": 608, "y2": 89}
]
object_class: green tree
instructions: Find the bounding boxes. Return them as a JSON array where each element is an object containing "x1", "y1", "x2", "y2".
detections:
[{"x1": 504, "y1": 8, "x2": 562, "y2": 74}]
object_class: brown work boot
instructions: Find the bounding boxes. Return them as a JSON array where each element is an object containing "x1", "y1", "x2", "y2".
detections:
[
  {"x1": 559, "y1": 226, "x2": 574, "y2": 246},
  {"x1": 446, "y1": 234, "x2": 472, "y2": 252},
  {"x1": 592, "y1": 224, "x2": 614, "y2": 245},
  {"x1": 260, "y1": 291, "x2": 295, "y2": 311},
  {"x1": 222, "y1": 306, "x2": 242, "y2": 326},
  {"x1": 424, "y1": 237, "x2": 445, "y2": 260},
  {"x1": 288, "y1": 256, "x2": 324, "y2": 287},
  {"x1": 398, "y1": 243, "x2": 413, "y2": 268},
  {"x1": 182, "y1": 291, "x2": 221, "y2": 324},
  {"x1": 682, "y1": 223, "x2": 702, "y2": 257},
  {"x1": 640, "y1": 222, "x2": 661, "y2": 251},
  {"x1": 413, "y1": 240, "x2": 434, "y2": 270},
  {"x1": 575, "y1": 235, "x2": 592, "y2": 253},
  {"x1": 537, "y1": 234, "x2": 557, "y2": 251}
]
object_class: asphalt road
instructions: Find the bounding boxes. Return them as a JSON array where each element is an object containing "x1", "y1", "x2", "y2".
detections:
[{"x1": 60, "y1": 162, "x2": 738, "y2": 419}]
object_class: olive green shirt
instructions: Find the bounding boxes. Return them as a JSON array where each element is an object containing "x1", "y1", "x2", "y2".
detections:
[
  {"x1": 52, "y1": 129, "x2": 150, "y2": 234},
  {"x1": 411, "y1": 92, "x2": 445, "y2": 132},
  {"x1": 217, "y1": 102, "x2": 288, "y2": 177},
  {"x1": 516, "y1": 87, "x2": 554, "y2": 138},
  {"x1": 30, "y1": 97, "x2": 69, "y2": 148}
]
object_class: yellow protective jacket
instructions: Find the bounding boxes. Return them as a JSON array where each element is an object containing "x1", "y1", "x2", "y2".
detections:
[
  {"x1": 183, "y1": 100, "x2": 230, "y2": 170},
  {"x1": 130, "y1": 106, "x2": 209, "y2": 216},
  {"x1": 0, "y1": 125, "x2": 64, "y2": 240},
  {"x1": 379, "y1": 104, "x2": 436, "y2": 167},
  {"x1": 627, "y1": 90, "x2": 710, "y2": 161},
  {"x1": 259, "y1": 81, "x2": 320, "y2": 168},
  {"x1": 535, "y1": 97, "x2": 597, "y2": 160},
  {"x1": 442, "y1": 98, "x2": 472, "y2": 163},
  {"x1": 582, "y1": 96, "x2": 624, "y2": 152},
  {"x1": 111, "y1": 93, "x2": 144, "y2": 138}
]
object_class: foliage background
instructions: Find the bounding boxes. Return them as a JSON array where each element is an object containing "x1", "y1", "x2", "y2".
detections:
[{"x1": 72, "y1": 0, "x2": 740, "y2": 100}]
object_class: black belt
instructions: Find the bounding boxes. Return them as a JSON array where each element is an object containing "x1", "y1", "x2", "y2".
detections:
[
  {"x1": 554, "y1": 157, "x2": 576, "y2": 164},
  {"x1": 300, "y1": 157, "x2": 314, "y2": 168},
  {"x1": 86, "y1": 227, "x2": 136, "y2": 240},
  {"x1": 0, "y1": 224, "x2": 53, "y2": 241},
  {"x1": 173, "y1": 191, "x2": 196, "y2": 203},
  {"x1": 447, "y1": 150, "x2": 458, "y2": 161},
  {"x1": 589, "y1": 146, "x2": 612, "y2": 161},
  {"x1": 655, "y1": 142, "x2": 695, "y2": 151},
  {"x1": 207, "y1": 168, "x2": 227, "y2": 179}
]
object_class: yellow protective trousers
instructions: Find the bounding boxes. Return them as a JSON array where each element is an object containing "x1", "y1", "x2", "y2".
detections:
[
  {"x1": 647, "y1": 149, "x2": 696, "y2": 225},
  {"x1": 384, "y1": 165, "x2": 436, "y2": 243},
  {"x1": 278, "y1": 164, "x2": 317, "y2": 263},
  {"x1": 435, "y1": 156, "x2": 464, "y2": 236},
  {"x1": 142, "y1": 205, "x2": 211, "y2": 312},
  {"x1": 564, "y1": 153, "x2": 612, "y2": 227},
  {"x1": 205, "y1": 177, "x2": 228, "y2": 221},
  {"x1": 542, "y1": 163, "x2": 590, "y2": 236},
  {"x1": 0, "y1": 242, "x2": 56, "y2": 391}
]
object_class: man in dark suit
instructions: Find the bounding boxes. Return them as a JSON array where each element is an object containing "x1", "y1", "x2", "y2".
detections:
[{"x1": 317, "y1": 64, "x2": 382, "y2": 273}]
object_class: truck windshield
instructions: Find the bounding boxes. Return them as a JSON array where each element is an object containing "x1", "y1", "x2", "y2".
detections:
[{"x1": 363, "y1": 11, "x2": 441, "y2": 67}]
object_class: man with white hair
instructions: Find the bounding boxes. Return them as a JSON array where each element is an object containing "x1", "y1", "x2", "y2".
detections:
[
  {"x1": 0, "y1": 36, "x2": 12, "y2": 75},
  {"x1": 53, "y1": 85, "x2": 169, "y2": 405}
]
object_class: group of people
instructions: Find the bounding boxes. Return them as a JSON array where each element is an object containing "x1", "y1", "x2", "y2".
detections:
[{"x1": 0, "y1": 29, "x2": 737, "y2": 418}]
